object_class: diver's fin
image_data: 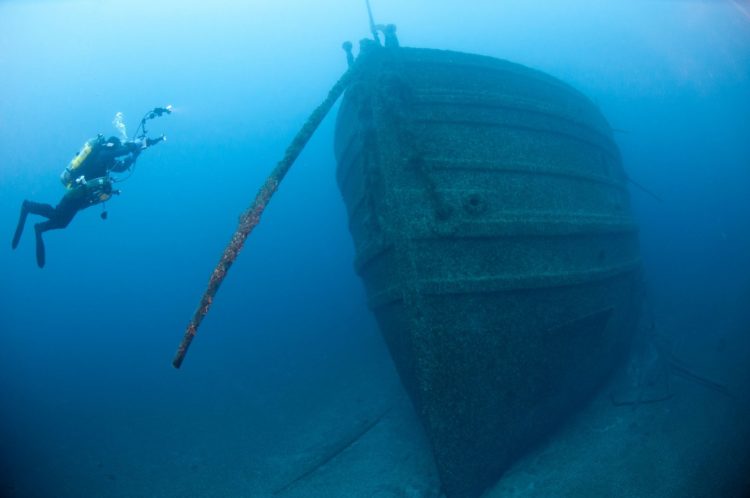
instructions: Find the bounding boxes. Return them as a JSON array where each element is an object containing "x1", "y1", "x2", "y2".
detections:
[
  {"x1": 34, "y1": 224, "x2": 45, "y2": 268},
  {"x1": 12, "y1": 201, "x2": 31, "y2": 249}
]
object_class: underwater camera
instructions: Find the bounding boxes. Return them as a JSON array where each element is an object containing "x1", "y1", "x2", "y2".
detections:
[{"x1": 147, "y1": 105, "x2": 173, "y2": 120}]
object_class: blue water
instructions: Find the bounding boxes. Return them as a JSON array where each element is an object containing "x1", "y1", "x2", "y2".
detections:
[{"x1": 1, "y1": 1, "x2": 749, "y2": 497}]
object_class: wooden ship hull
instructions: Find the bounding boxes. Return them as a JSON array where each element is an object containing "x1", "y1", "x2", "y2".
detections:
[{"x1": 334, "y1": 47, "x2": 642, "y2": 498}]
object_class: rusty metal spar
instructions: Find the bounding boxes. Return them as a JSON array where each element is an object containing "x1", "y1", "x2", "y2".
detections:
[{"x1": 172, "y1": 58, "x2": 361, "y2": 369}]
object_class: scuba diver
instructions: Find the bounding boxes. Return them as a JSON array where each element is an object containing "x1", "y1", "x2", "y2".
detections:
[{"x1": 11, "y1": 106, "x2": 172, "y2": 268}]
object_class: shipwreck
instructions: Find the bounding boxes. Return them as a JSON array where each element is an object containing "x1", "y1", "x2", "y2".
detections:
[{"x1": 175, "y1": 40, "x2": 642, "y2": 498}]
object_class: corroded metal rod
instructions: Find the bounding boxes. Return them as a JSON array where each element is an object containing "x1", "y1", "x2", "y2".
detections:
[{"x1": 172, "y1": 63, "x2": 359, "y2": 369}]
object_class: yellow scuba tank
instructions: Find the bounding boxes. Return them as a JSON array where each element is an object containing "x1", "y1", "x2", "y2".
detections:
[{"x1": 61, "y1": 137, "x2": 98, "y2": 188}]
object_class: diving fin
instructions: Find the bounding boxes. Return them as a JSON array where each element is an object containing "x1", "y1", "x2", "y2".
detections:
[
  {"x1": 12, "y1": 201, "x2": 30, "y2": 249},
  {"x1": 34, "y1": 224, "x2": 45, "y2": 268}
]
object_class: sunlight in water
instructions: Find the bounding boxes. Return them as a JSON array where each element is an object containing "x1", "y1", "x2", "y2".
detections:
[{"x1": 730, "y1": 0, "x2": 750, "y2": 22}]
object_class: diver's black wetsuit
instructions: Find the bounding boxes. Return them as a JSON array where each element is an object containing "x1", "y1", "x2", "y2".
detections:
[
  {"x1": 11, "y1": 135, "x2": 163, "y2": 268},
  {"x1": 12, "y1": 180, "x2": 113, "y2": 267}
]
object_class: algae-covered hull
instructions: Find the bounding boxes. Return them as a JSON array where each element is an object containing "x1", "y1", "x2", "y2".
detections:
[{"x1": 334, "y1": 47, "x2": 641, "y2": 498}]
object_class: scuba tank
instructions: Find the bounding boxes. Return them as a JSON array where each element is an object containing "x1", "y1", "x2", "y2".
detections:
[
  {"x1": 66, "y1": 175, "x2": 116, "y2": 205},
  {"x1": 60, "y1": 135, "x2": 105, "y2": 189},
  {"x1": 84, "y1": 176, "x2": 119, "y2": 220},
  {"x1": 87, "y1": 177, "x2": 116, "y2": 204}
]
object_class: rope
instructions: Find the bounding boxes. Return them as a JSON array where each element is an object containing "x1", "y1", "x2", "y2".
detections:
[{"x1": 172, "y1": 61, "x2": 362, "y2": 369}]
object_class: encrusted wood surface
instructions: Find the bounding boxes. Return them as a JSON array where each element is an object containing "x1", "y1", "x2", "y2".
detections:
[{"x1": 335, "y1": 47, "x2": 641, "y2": 498}]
